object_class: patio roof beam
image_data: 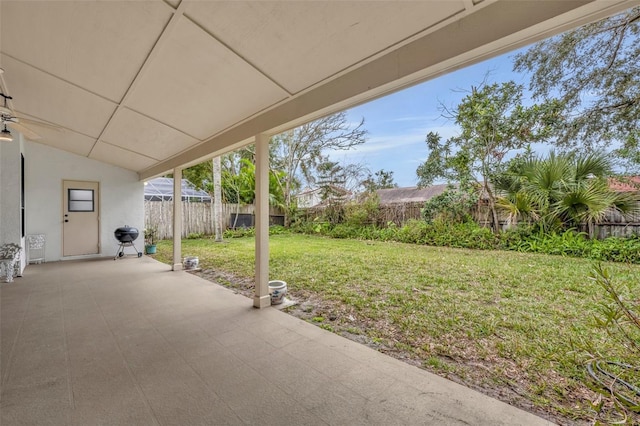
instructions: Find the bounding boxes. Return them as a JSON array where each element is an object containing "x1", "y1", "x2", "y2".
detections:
[{"x1": 253, "y1": 133, "x2": 271, "y2": 308}]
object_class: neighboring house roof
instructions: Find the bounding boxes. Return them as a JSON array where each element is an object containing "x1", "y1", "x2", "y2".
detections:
[
  {"x1": 376, "y1": 185, "x2": 451, "y2": 204},
  {"x1": 296, "y1": 187, "x2": 320, "y2": 197},
  {"x1": 297, "y1": 185, "x2": 350, "y2": 197},
  {"x1": 144, "y1": 177, "x2": 211, "y2": 201},
  {"x1": 609, "y1": 176, "x2": 640, "y2": 192}
]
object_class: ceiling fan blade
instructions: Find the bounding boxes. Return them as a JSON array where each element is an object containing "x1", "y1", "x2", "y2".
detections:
[
  {"x1": 16, "y1": 116, "x2": 63, "y2": 131},
  {"x1": 6, "y1": 121, "x2": 42, "y2": 140}
]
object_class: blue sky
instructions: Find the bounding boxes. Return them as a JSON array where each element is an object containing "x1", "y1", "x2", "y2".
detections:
[{"x1": 333, "y1": 48, "x2": 532, "y2": 187}]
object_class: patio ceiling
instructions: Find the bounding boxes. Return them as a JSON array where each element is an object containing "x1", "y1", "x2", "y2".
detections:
[{"x1": 0, "y1": 0, "x2": 636, "y2": 179}]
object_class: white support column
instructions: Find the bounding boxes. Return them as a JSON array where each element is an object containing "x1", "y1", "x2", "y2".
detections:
[
  {"x1": 172, "y1": 167, "x2": 183, "y2": 271},
  {"x1": 253, "y1": 133, "x2": 270, "y2": 308}
]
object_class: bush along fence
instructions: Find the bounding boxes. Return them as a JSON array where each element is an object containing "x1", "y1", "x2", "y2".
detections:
[
  {"x1": 471, "y1": 201, "x2": 640, "y2": 239},
  {"x1": 289, "y1": 219, "x2": 640, "y2": 264},
  {"x1": 300, "y1": 202, "x2": 424, "y2": 227},
  {"x1": 301, "y1": 200, "x2": 640, "y2": 239},
  {"x1": 144, "y1": 200, "x2": 284, "y2": 240}
]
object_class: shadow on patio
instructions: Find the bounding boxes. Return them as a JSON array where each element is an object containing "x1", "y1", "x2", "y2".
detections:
[{"x1": 1, "y1": 257, "x2": 552, "y2": 425}]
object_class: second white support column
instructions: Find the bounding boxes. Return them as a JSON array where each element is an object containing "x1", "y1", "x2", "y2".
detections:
[{"x1": 253, "y1": 134, "x2": 270, "y2": 308}]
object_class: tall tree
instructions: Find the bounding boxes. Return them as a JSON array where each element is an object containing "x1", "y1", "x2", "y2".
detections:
[
  {"x1": 362, "y1": 169, "x2": 398, "y2": 192},
  {"x1": 514, "y1": 7, "x2": 640, "y2": 166},
  {"x1": 182, "y1": 152, "x2": 286, "y2": 232},
  {"x1": 416, "y1": 81, "x2": 563, "y2": 233},
  {"x1": 270, "y1": 111, "x2": 367, "y2": 222},
  {"x1": 182, "y1": 161, "x2": 213, "y2": 196},
  {"x1": 315, "y1": 160, "x2": 348, "y2": 203},
  {"x1": 308, "y1": 157, "x2": 371, "y2": 195}
]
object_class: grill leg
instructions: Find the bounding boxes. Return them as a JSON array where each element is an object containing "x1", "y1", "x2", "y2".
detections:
[
  {"x1": 114, "y1": 244, "x2": 124, "y2": 260},
  {"x1": 114, "y1": 242, "x2": 142, "y2": 259}
]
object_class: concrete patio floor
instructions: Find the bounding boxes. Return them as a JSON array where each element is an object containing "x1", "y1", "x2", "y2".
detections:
[{"x1": 1, "y1": 257, "x2": 554, "y2": 425}]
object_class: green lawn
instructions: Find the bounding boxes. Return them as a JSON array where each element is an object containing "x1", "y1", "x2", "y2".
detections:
[{"x1": 155, "y1": 234, "x2": 639, "y2": 423}]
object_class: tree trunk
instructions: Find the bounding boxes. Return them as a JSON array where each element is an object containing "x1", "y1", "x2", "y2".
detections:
[
  {"x1": 483, "y1": 180, "x2": 500, "y2": 234},
  {"x1": 284, "y1": 179, "x2": 292, "y2": 227},
  {"x1": 489, "y1": 198, "x2": 500, "y2": 234},
  {"x1": 213, "y1": 157, "x2": 223, "y2": 242}
]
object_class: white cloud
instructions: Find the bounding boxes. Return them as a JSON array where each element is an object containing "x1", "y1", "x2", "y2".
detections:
[
  {"x1": 386, "y1": 114, "x2": 440, "y2": 123},
  {"x1": 404, "y1": 158, "x2": 424, "y2": 164},
  {"x1": 325, "y1": 124, "x2": 459, "y2": 158}
]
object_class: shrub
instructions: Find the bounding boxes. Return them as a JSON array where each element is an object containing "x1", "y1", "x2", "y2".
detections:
[
  {"x1": 422, "y1": 186, "x2": 479, "y2": 224},
  {"x1": 323, "y1": 202, "x2": 345, "y2": 225},
  {"x1": 289, "y1": 217, "x2": 640, "y2": 264},
  {"x1": 344, "y1": 193, "x2": 380, "y2": 227},
  {"x1": 591, "y1": 235, "x2": 640, "y2": 263},
  {"x1": 328, "y1": 224, "x2": 358, "y2": 239},
  {"x1": 223, "y1": 225, "x2": 290, "y2": 239},
  {"x1": 396, "y1": 220, "x2": 428, "y2": 244},
  {"x1": 505, "y1": 230, "x2": 640, "y2": 264},
  {"x1": 223, "y1": 227, "x2": 255, "y2": 238}
]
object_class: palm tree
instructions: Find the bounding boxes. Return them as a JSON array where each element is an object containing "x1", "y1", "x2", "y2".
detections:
[
  {"x1": 495, "y1": 152, "x2": 565, "y2": 231},
  {"x1": 497, "y1": 151, "x2": 639, "y2": 237}
]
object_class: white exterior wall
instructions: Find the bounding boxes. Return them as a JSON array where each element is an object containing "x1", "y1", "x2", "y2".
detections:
[
  {"x1": 296, "y1": 188, "x2": 322, "y2": 208},
  {"x1": 24, "y1": 141, "x2": 144, "y2": 261},
  {"x1": 0, "y1": 133, "x2": 26, "y2": 273}
]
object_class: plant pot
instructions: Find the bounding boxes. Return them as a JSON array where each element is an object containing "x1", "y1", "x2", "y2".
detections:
[
  {"x1": 183, "y1": 256, "x2": 199, "y2": 270},
  {"x1": 268, "y1": 280, "x2": 287, "y2": 305},
  {"x1": 145, "y1": 244, "x2": 157, "y2": 254}
]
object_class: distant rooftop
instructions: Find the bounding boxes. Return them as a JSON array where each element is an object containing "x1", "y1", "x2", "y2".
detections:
[
  {"x1": 376, "y1": 184, "x2": 452, "y2": 204},
  {"x1": 609, "y1": 176, "x2": 640, "y2": 192}
]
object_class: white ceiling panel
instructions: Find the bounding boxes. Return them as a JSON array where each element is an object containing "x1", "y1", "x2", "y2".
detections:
[
  {"x1": 23, "y1": 125, "x2": 96, "y2": 158},
  {"x1": 0, "y1": 1, "x2": 172, "y2": 102},
  {"x1": 101, "y1": 108, "x2": 199, "y2": 161},
  {"x1": 185, "y1": 1, "x2": 466, "y2": 94},
  {"x1": 125, "y1": 17, "x2": 288, "y2": 140},
  {"x1": 2, "y1": 55, "x2": 117, "y2": 138},
  {"x1": 89, "y1": 141, "x2": 157, "y2": 172}
]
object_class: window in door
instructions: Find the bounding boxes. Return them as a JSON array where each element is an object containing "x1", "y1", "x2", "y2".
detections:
[{"x1": 68, "y1": 189, "x2": 94, "y2": 212}]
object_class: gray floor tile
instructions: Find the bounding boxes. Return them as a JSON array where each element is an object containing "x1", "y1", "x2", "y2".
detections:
[
  {"x1": 0, "y1": 259, "x2": 554, "y2": 426},
  {"x1": 1, "y1": 376, "x2": 72, "y2": 426}
]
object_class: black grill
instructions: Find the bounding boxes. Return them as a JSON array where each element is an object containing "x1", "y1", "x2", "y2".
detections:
[
  {"x1": 114, "y1": 226, "x2": 142, "y2": 259},
  {"x1": 114, "y1": 226, "x2": 139, "y2": 243}
]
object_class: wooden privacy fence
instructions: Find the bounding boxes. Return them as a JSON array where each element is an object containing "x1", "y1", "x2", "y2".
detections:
[
  {"x1": 302, "y1": 200, "x2": 640, "y2": 239},
  {"x1": 144, "y1": 200, "x2": 284, "y2": 239},
  {"x1": 590, "y1": 208, "x2": 640, "y2": 239},
  {"x1": 300, "y1": 203, "x2": 424, "y2": 226},
  {"x1": 147, "y1": 199, "x2": 640, "y2": 240},
  {"x1": 472, "y1": 202, "x2": 640, "y2": 238},
  {"x1": 377, "y1": 203, "x2": 424, "y2": 226}
]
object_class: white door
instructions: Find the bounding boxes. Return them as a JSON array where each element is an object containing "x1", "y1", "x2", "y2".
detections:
[{"x1": 63, "y1": 180, "x2": 100, "y2": 256}]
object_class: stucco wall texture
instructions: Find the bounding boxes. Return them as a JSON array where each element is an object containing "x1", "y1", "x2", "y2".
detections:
[{"x1": 23, "y1": 141, "x2": 144, "y2": 262}]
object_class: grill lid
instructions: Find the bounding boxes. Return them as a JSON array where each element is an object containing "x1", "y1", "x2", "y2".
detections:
[{"x1": 114, "y1": 226, "x2": 139, "y2": 243}]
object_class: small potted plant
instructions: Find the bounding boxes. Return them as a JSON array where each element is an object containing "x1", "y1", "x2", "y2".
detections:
[{"x1": 144, "y1": 226, "x2": 158, "y2": 254}]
